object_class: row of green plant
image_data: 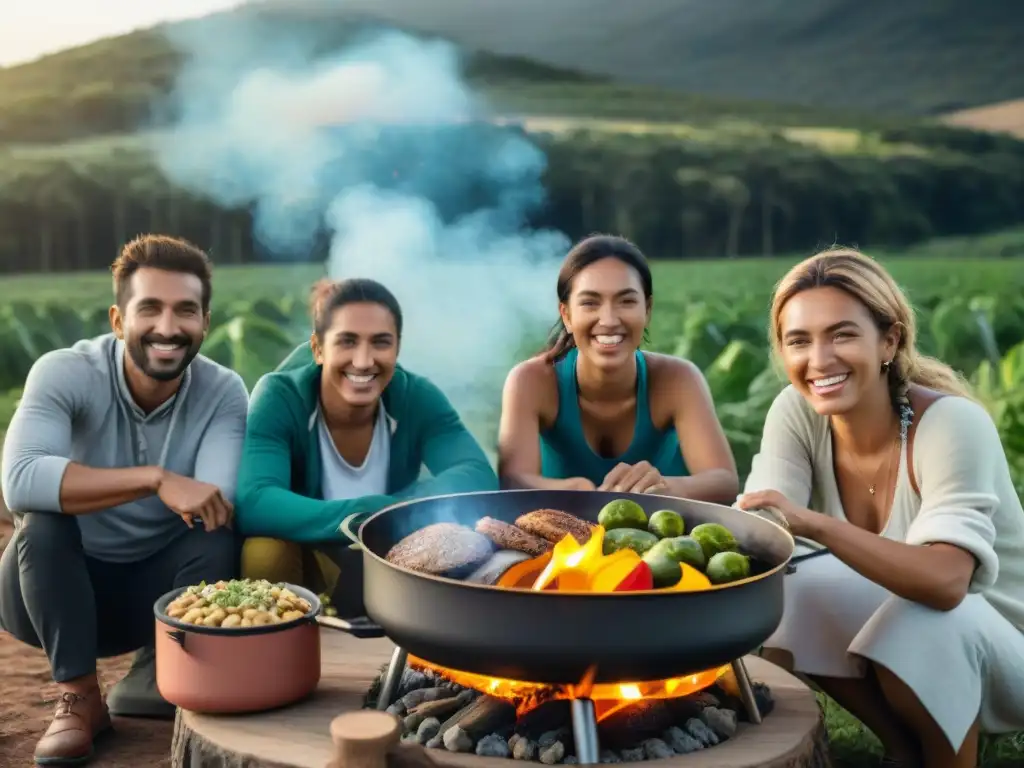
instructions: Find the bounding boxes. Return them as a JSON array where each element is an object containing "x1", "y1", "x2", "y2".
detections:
[
  {"x1": 4, "y1": 118, "x2": 1024, "y2": 275},
  {"x1": 2, "y1": 253, "x2": 1023, "y2": 495}
]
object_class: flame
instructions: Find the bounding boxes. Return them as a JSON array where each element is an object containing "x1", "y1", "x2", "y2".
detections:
[{"x1": 411, "y1": 525, "x2": 730, "y2": 718}]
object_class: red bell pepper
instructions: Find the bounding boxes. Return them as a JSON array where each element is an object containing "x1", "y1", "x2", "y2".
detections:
[{"x1": 613, "y1": 561, "x2": 653, "y2": 591}]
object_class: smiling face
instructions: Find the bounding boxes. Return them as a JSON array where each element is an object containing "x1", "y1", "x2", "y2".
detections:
[
  {"x1": 777, "y1": 285, "x2": 899, "y2": 415},
  {"x1": 111, "y1": 267, "x2": 207, "y2": 382},
  {"x1": 559, "y1": 256, "x2": 650, "y2": 370},
  {"x1": 312, "y1": 301, "x2": 399, "y2": 409}
]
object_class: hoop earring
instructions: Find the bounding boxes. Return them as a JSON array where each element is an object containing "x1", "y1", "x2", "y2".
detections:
[{"x1": 881, "y1": 360, "x2": 892, "y2": 373}]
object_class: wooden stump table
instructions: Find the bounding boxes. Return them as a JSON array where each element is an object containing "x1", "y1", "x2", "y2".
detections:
[{"x1": 171, "y1": 630, "x2": 832, "y2": 768}]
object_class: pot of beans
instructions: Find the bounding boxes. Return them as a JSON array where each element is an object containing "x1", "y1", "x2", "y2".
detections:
[{"x1": 153, "y1": 578, "x2": 385, "y2": 713}]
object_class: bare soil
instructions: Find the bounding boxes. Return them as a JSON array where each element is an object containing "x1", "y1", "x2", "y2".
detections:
[{"x1": 0, "y1": 516, "x2": 173, "y2": 767}]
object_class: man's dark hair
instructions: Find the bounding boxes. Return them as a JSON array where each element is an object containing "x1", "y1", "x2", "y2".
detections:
[{"x1": 111, "y1": 235, "x2": 213, "y2": 311}]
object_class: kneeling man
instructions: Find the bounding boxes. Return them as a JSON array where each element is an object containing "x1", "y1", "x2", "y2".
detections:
[{"x1": 0, "y1": 235, "x2": 249, "y2": 765}]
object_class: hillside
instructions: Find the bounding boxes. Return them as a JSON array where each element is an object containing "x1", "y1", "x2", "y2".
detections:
[
  {"x1": 0, "y1": 1, "x2": 966, "y2": 146},
  {"x1": 0, "y1": 5, "x2": 599, "y2": 145},
  {"x1": 331, "y1": 0, "x2": 1024, "y2": 116}
]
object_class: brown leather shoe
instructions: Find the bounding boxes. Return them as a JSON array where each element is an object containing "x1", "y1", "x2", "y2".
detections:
[{"x1": 34, "y1": 689, "x2": 112, "y2": 766}]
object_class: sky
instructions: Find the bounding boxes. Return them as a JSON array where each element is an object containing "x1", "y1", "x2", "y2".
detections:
[{"x1": 0, "y1": 1, "x2": 243, "y2": 66}]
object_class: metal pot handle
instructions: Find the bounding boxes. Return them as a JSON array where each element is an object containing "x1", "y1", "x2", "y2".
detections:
[
  {"x1": 166, "y1": 629, "x2": 187, "y2": 649},
  {"x1": 339, "y1": 513, "x2": 365, "y2": 551},
  {"x1": 315, "y1": 614, "x2": 386, "y2": 639}
]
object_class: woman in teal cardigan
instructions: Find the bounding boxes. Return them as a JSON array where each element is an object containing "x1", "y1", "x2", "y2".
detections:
[{"x1": 236, "y1": 278, "x2": 498, "y2": 612}]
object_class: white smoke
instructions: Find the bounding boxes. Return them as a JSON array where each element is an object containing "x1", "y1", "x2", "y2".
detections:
[{"x1": 152, "y1": 15, "x2": 569, "y2": 426}]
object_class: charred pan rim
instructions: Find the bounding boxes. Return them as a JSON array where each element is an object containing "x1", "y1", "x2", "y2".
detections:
[
  {"x1": 358, "y1": 489, "x2": 795, "y2": 595},
  {"x1": 153, "y1": 583, "x2": 322, "y2": 637}
]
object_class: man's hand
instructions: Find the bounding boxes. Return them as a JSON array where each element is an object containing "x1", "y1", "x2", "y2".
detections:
[
  {"x1": 157, "y1": 471, "x2": 233, "y2": 532},
  {"x1": 599, "y1": 461, "x2": 667, "y2": 494}
]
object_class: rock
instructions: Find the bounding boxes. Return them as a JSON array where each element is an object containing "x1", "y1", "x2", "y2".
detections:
[
  {"x1": 387, "y1": 702, "x2": 407, "y2": 717},
  {"x1": 538, "y1": 728, "x2": 570, "y2": 748},
  {"x1": 753, "y1": 682, "x2": 775, "y2": 717},
  {"x1": 476, "y1": 734, "x2": 512, "y2": 758},
  {"x1": 401, "y1": 687, "x2": 456, "y2": 710},
  {"x1": 564, "y1": 756, "x2": 578, "y2": 765},
  {"x1": 416, "y1": 718, "x2": 441, "y2": 745},
  {"x1": 401, "y1": 733, "x2": 420, "y2": 745},
  {"x1": 397, "y1": 669, "x2": 429, "y2": 696},
  {"x1": 539, "y1": 741, "x2": 565, "y2": 764},
  {"x1": 508, "y1": 733, "x2": 523, "y2": 751},
  {"x1": 599, "y1": 749, "x2": 622, "y2": 763},
  {"x1": 684, "y1": 717, "x2": 719, "y2": 747},
  {"x1": 425, "y1": 734, "x2": 444, "y2": 749},
  {"x1": 701, "y1": 706, "x2": 738, "y2": 739},
  {"x1": 513, "y1": 737, "x2": 538, "y2": 761},
  {"x1": 663, "y1": 726, "x2": 702, "y2": 755},
  {"x1": 620, "y1": 747, "x2": 645, "y2": 762},
  {"x1": 443, "y1": 725, "x2": 474, "y2": 753},
  {"x1": 641, "y1": 738, "x2": 674, "y2": 760}
]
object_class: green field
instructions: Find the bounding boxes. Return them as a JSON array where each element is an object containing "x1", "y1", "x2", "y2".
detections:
[
  {"x1": 2, "y1": 233, "x2": 1024, "y2": 768},
  {"x1": 3, "y1": 227, "x2": 1024, "y2": 484}
]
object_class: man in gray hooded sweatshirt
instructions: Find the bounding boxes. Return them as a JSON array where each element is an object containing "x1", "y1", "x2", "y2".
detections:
[{"x1": 0, "y1": 235, "x2": 248, "y2": 765}]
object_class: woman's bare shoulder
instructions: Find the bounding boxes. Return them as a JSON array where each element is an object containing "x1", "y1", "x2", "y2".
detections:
[
  {"x1": 503, "y1": 355, "x2": 560, "y2": 420},
  {"x1": 644, "y1": 352, "x2": 703, "y2": 388}
]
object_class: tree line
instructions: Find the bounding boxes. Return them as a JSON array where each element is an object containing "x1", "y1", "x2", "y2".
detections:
[{"x1": 2, "y1": 122, "x2": 1024, "y2": 273}]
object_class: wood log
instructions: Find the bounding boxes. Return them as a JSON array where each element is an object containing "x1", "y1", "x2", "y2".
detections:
[{"x1": 171, "y1": 631, "x2": 833, "y2": 768}]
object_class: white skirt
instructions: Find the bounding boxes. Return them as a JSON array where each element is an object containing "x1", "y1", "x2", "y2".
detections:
[{"x1": 765, "y1": 551, "x2": 1024, "y2": 751}]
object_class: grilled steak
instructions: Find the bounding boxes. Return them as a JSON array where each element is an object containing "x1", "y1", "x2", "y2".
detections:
[
  {"x1": 515, "y1": 508, "x2": 595, "y2": 545},
  {"x1": 385, "y1": 523, "x2": 494, "y2": 577},
  {"x1": 474, "y1": 516, "x2": 553, "y2": 556}
]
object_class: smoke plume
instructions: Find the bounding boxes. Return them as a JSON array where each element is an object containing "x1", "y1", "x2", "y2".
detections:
[{"x1": 152, "y1": 10, "x2": 569, "y2": 432}]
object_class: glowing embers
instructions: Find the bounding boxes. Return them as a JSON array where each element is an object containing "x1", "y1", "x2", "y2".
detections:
[{"x1": 406, "y1": 655, "x2": 727, "y2": 721}]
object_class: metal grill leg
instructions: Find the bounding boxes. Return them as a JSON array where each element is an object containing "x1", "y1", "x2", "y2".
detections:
[
  {"x1": 570, "y1": 698, "x2": 600, "y2": 764},
  {"x1": 376, "y1": 647, "x2": 409, "y2": 711},
  {"x1": 731, "y1": 658, "x2": 762, "y2": 724}
]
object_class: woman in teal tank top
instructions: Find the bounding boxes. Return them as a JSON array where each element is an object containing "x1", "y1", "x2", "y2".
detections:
[{"x1": 497, "y1": 235, "x2": 739, "y2": 503}]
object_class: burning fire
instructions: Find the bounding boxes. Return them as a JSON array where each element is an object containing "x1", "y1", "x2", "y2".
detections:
[{"x1": 411, "y1": 526, "x2": 730, "y2": 720}]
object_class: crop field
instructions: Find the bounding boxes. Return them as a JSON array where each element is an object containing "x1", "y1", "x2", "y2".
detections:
[
  {"x1": 3, "y1": 228, "x2": 1024, "y2": 492},
  {"x1": 1, "y1": 232, "x2": 1024, "y2": 765}
]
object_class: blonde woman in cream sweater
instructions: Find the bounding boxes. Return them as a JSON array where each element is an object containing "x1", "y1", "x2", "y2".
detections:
[{"x1": 736, "y1": 249, "x2": 1024, "y2": 768}]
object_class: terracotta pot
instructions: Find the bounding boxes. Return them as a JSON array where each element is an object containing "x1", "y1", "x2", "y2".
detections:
[{"x1": 153, "y1": 583, "x2": 384, "y2": 714}]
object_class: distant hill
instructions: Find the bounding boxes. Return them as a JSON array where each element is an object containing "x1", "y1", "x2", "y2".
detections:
[
  {"x1": 330, "y1": 0, "x2": 1024, "y2": 116},
  {"x1": 0, "y1": 1, "x2": 888, "y2": 146}
]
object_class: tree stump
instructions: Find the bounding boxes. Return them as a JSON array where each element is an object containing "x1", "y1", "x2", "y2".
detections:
[{"x1": 171, "y1": 631, "x2": 832, "y2": 768}]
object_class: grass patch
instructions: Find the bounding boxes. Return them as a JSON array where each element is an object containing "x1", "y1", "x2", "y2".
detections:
[{"x1": 821, "y1": 693, "x2": 1024, "y2": 767}]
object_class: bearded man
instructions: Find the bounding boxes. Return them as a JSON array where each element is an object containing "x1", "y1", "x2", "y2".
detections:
[{"x1": 0, "y1": 234, "x2": 248, "y2": 765}]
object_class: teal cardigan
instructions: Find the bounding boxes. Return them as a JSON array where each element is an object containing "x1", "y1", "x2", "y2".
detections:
[{"x1": 235, "y1": 343, "x2": 498, "y2": 543}]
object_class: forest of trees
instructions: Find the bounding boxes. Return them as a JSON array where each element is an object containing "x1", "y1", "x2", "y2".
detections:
[
  {"x1": 3, "y1": 5, "x2": 1024, "y2": 272},
  {"x1": 2, "y1": 121, "x2": 1024, "y2": 273}
]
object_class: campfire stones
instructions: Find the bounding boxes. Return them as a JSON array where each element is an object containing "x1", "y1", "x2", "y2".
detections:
[{"x1": 365, "y1": 668, "x2": 774, "y2": 764}]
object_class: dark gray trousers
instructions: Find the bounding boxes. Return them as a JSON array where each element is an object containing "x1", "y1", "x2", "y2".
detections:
[{"x1": 0, "y1": 511, "x2": 238, "y2": 683}]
